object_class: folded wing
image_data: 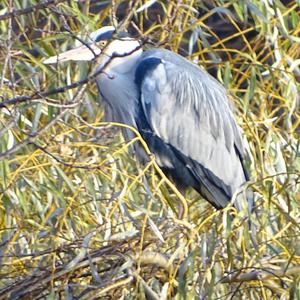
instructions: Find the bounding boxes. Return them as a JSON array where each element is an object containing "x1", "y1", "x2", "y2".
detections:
[{"x1": 135, "y1": 49, "x2": 248, "y2": 209}]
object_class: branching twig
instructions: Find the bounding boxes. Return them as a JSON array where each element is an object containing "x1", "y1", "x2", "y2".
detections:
[
  {"x1": 221, "y1": 265, "x2": 300, "y2": 283},
  {"x1": 0, "y1": 0, "x2": 66, "y2": 21}
]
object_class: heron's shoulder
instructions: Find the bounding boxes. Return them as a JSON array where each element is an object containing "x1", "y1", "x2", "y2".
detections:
[
  {"x1": 138, "y1": 49, "x2": 226, "y2": 91},
  {"x1": 135, "y1": 56, "x2": 163, "y2": 87},
  {"x1": 140, "y1": 48, "x2": 199, "y2": 72},
  {"x1": 135, "y1": 49, "x2": 196, "y2": 87}
]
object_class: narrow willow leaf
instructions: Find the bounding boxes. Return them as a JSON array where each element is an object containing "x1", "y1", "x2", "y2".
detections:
[
  {"x1": 7, "y1": 129, "x2": 14, "y2": 150},
  {"x1": 55, "y1": 165, "x2": 75, "y2": 193},
  {"x1": 32, "y1": 103, "x2": 43, "y2": 134},
  {"x1": 148, "y1": 217, "x2": 164, "y2": 242},
  {"x1": 249, "y1": 66, "x2": 256, "y2": 100},
  {"x1": 247, "y1": 2, "x2": 268, "y2": 23},
  {"x1": 136, "y1": 0, "x2": 157, "y2": 13},
  {"x1": 223, "y1": 61, "x2": 231, "y2": 88}
]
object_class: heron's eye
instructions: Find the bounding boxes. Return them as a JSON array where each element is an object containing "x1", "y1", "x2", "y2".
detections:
[{"x1": 98, "y1": 40, "x2": 107, "y2": 47}]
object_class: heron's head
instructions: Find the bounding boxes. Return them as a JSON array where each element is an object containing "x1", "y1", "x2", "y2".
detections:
[{"x1": 43, "y1": 26, "x2": 142, "y2": 66}]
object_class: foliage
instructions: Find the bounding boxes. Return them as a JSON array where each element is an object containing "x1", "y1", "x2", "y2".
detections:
[{"x1": 0, "y1": 0, "x2": 299, "y2": 299}]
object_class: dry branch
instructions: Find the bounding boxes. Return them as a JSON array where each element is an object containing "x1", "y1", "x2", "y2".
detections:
[
  {"x1": 221, "y1": 265, "x2": 300, "y2": 283},
  {"x1": 0, "y1": 0, "x2": 66, "y2": 21}
]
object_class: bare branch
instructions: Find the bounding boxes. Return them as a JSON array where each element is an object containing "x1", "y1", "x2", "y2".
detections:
[
  {"x1": 221, "y1": 265, "x2": 300, "y2": 283},
  {"x1": 0, "y1": 0, "x2": 66, "y2": 21},
  {"x1": 0, "y1": 77, "x2": 91, "y2": 108}
]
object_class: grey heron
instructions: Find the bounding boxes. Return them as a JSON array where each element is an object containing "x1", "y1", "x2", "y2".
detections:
[{"x1": 44, "y1": 26, "x2": 251, "y2": 211}]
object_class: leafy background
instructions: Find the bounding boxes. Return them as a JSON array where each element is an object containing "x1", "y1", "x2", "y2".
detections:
[{"x1": 0, "y1": 0, "x2": 299, "y2": 299}]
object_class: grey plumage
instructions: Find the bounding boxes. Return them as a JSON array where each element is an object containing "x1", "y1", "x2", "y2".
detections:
[
  {"x1": 97, "y1": 48, "x2": 249, "y2": 209},
  {"x1": 44, "y1": 27, "x2": 251, "y2": 210}
]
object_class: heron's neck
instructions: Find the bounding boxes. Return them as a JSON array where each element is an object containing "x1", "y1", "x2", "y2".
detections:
[{"x1": 96, "y1": 49, "x2": 143, "y2": 132}]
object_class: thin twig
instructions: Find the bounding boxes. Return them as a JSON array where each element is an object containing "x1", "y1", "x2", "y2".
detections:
[
  {"x1": 0, "y1": 0, "x2": 66, "y2": 21},
  {"x1": 221, "y1": 265, "x2": 300, "y2": 283}
]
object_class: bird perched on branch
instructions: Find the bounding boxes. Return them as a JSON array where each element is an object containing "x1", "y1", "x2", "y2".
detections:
[{"x1": 44, "y1": 26, "x2": 252, "y2": 211}]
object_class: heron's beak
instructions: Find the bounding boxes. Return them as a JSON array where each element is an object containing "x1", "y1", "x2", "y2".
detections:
[{"x1": 43, "y1": 43, "x2": 102, "y2": 64}]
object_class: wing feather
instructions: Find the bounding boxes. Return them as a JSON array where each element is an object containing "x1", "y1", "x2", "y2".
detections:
[{"x1": 135, "y1": 49, "x2": 248, "y2": 208}]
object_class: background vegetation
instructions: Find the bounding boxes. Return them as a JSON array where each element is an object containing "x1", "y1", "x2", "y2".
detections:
[{"x1": 0, "y1": 0, "x2": 299, "y2": 299}]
